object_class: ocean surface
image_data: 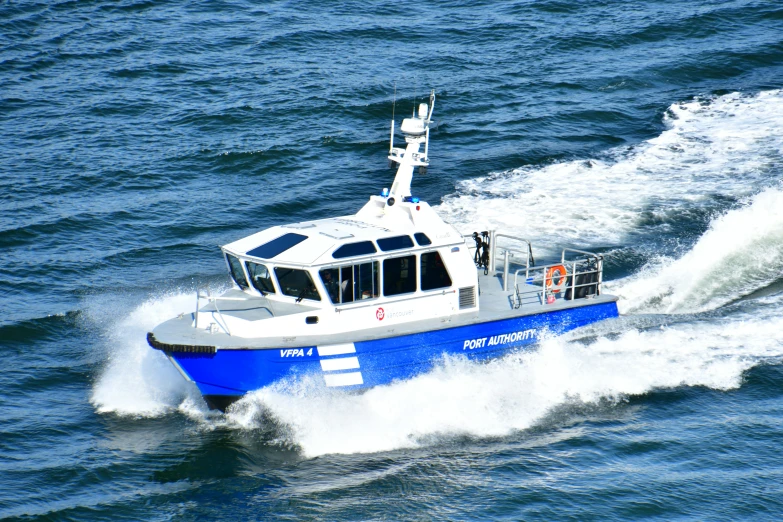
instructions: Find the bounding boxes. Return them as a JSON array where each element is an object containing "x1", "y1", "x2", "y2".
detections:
[{"x1": 2, "y1": 0, "x2": 783, "y2": 519}]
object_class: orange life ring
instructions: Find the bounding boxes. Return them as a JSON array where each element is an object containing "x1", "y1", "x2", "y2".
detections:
[{"x1": 545, "y1": 264, "x2": 567, "y2": 293}]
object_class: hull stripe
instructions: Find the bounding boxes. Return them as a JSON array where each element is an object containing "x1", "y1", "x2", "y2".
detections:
[
  {"x1": 320, "y1": 356, "x2": 360, "y2": 372},
  {"x1": 317, "y1": 343, "x2": 356, "y2": 356}
]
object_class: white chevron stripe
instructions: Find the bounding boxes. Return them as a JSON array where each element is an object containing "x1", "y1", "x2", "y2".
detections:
[
  {"x1": 317, "y1": 343, "x2": 356, "y2": 356},
  {"x1": 320, "y1": 356, "x2": 360, "y2": 372},
  {"x1": 324, "y1": 372, "x2": 363, "y2": 387}
]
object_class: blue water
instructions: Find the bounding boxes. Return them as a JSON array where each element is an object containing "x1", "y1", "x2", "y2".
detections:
[{"x1": 2, "y1": 0, "x2": 783, "y2": 519}]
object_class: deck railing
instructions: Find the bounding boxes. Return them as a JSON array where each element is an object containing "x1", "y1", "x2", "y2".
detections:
[
  {"x1": 195, "y1": 288, "x2": 247, "y2": 336},
  {"x1": 512, "y1": 250, "x2": 603, "y2": 308},
  {"x1": 461, "y1": 230, "x2": 604, "y2": 308},
  {"x1": 462, "y1": 230, "x2": 534, "y2": 290}
]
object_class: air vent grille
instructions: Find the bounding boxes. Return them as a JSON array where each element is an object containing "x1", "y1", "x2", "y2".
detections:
[{"x1": 459, "y1": 286, "x2": 476, "y2": 309}]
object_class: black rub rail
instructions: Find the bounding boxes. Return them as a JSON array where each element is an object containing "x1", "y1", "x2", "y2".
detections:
[{"x1": 147, "y1": 332, "x2": 217, "y2": 354}]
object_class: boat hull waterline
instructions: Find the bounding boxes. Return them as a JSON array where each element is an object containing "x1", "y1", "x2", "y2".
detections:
[{"x1": 152, "y1": 300, "x2": 618, "y2": 411}]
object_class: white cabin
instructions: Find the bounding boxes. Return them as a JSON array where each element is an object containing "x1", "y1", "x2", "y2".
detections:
[
  {"x1": 207, "y1": 91, "x2": 480, "y2": 339},
  {"x1": 219, "y1": 199, "x2": 479, "y2": 338}
]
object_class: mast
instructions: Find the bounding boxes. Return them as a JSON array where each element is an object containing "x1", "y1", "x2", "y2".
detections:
[{"x1": 387, "y1": 90, "x2": 435, "y2": 199}]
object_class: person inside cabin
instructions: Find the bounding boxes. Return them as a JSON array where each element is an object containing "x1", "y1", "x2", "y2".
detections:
[
  {"x1": 320, "y1": 267, "x2": 353, "y2": 304},
  {"x1": 321, "y1": 269, "x2": 340, "y2": 303}
]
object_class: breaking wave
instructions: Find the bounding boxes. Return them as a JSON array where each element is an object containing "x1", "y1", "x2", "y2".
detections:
[
  {"x1": 90, "y1": 292, "x2": 202, "y2": 416},
  {"x1": 611, "y1": 186, "x2": 783, "y2": 313}
]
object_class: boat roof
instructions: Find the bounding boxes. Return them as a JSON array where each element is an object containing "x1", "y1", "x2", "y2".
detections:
[{"x1": 222, "y1": 197, "x2": 464, "y2": 267}]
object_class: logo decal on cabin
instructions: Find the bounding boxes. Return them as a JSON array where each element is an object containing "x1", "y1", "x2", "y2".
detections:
[{"x1": 376, "y1": 307, "x2": 385, "y2": 321}]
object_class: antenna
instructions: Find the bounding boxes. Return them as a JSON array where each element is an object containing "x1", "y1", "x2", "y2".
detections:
[
  {"x1": 424, "y1": 89, "x2": 435, "y2": 162},
  {"x1": 392, "y1": 81, "x2": 396, "y2": 121},
  {"x1": 389, "y1": 82, "x2": 397, "y2": 155},
  {"x1": 413, "y1": 77, "x2": 417, "y2": 117},
  {"x1": 387, "y1": 89, "x2": 435, "y2": 195}
]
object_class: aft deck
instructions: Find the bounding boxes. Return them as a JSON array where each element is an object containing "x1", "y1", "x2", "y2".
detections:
[{"x1": 476, "y1": 271, "x2": 516, "y2": 312}]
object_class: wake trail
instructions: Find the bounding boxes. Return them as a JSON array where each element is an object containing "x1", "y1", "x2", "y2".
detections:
[
  {"x1": 610, "y1": 186, "x2": 783, "y2": 314},
  {"x1": 89, "y1": 287, "x2": 783, "y2": 456},
  {"x1": 438, "y1": 90, "x2": 783, "y2": 252}
]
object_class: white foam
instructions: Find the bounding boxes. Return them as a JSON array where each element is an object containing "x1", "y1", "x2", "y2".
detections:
[
  {"x1": 611, "y1": 186, "x2": 783, "y2": 313},
  {"x1": 216, "y1": 304, "x2": 783, "y2": 457},
  {"x1": 89, "y1": 289, "x2": 783, "y2": 456},
  {"x1": 90, "y1": 292, "x2": 204, "y2": 416},
  {"x1": 438, "y1": 90, "x2": 783, "y2": 251}
]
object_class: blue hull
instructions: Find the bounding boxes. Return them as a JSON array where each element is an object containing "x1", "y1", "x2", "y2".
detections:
[{"x1": 169, "y1": 301, "x2": 618, "y2": 405}]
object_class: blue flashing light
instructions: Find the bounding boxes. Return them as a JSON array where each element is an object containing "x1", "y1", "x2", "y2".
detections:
[
  {"x1": 381, "y1": 188, "x2": 390, "y2": 197},
  {"x1": 412, "y1": 197, "x2": 420, "y2": 203}
]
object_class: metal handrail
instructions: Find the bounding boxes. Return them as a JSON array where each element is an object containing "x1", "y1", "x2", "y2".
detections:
[
  {"x1": 561, "y1": 248, "x2": 604, "y2": 296},
  {"x1": 455, "y1": 231, "x2": 606, "y2": 306},
  {"x1": 494, "y1": 233, "x2": 535, "y2": 271},
  {"x1": 462, "y1": 231, "x2": 535, "y2": 290},
  {"x1": 494, "y1": 233, "x2": 534, "y2": 291},
  {"x1": 561, "y1": 248, "x2": 601, "y2": 263},
  {"x1": 195, "y1": 289, "x2": 233, "y2": 336},
  {"x1": 512, "y1": 257, "x2": 602, "y2": 309}
]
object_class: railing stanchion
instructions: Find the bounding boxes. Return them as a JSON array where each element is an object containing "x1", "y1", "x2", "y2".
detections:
[
  {"x1": 195, "y1": 290, "x2": 200, "y2": 329},
  {"x1": 598, "y1": 257, "x2": 603, "y2": 295},
  {"x1": 503, "y1": 250, "x2": 509, "y2": 291},
  {"x1": 489, "y1": 230, "x2": 496, "y2": 276},
  {"x1": 571, "y1": 261, "x2": 577, "y2": 299}
]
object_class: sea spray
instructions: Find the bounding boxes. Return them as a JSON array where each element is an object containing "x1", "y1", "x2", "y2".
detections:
[
  {"x1": 88, "y1": 89, "x2": 783, "y2": 454},
  {"x1": 90, "y1": 292, "x2": 202, "y2": 416},
  {"x1": 612, "y1": 186, "x2": 783, "y2": 313},
  {"x1": 220, "y1": 300, "x2": 783, "y2": 457}
]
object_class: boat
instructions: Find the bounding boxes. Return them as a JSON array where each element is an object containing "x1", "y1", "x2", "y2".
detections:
[{"x1": 147, "y1": 91, "x2": 619, "y2": 411}]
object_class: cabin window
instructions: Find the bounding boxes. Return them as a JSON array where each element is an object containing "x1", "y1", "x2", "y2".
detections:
[
  {"x1": 421, "y1": 252, "x2": 452, "y2": 291},
  {"x1": 320, "y1": 268, "x2": 340, "y2": 303},
  {"x1": 247, "y1": 233, "x2": 308, "y2": 259},
  {"x1": 333, "y1": 241, "x2": 377, "y2": 259},
  {"x1": 414, "y1": 232, "x2": 432, "y2": 246},
  {"x1": 274, "y1": 267, "x2": 321, "y2": 301},
  {"x1": 320, "y1": 262, "x2": 379, "y2": 304},
  {"x1": 377, "y1": 235, "x2": 414, "y2": 252},
  {"x1": 383, "y1": 255, "x2": 417, "y2": 296},
  {"x1": 245, "y1": 261, "x2": 276, "y2": 295},
  {"x1": 225, "y1": 253, "x2": 249, "y2": 290}
]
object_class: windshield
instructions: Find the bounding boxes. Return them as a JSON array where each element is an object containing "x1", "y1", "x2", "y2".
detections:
[
  {"x1": 225, "y1": 253, "x2": 249, "y2": 290},
  {"x1": 246, "y1": 261, "x2": 276, "y2": 294},
  {"x1": 274, "y1": 267, "x2": 321, "y2": 301}
]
